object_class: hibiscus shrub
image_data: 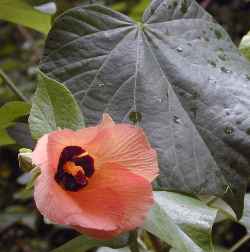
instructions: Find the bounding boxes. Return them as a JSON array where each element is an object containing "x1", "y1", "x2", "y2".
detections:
[{"x1": 1, "y1": 0, "x2": 250, "y2": 252}]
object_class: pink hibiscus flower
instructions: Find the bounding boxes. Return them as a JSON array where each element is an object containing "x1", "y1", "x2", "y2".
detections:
[{"x1": 32, "y1": 114, "x2": 159, "y2": 239}]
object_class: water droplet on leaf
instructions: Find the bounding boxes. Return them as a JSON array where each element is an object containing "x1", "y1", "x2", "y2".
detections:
[
  {"x1": 176, "y1": 46, "x2": 183, "y2": 52},
  {"x1": 220, "y1": 67, "x2": 231, "y2": 74},
  {"x1": 224, "y1": 127, "x2": 234, "y2": 135},
  {"x1": 173, "y1": 116, "x2": 181, "y2": 124},
  {"x1": 156, "y1": 97, "x2": 163, "y2": 103},
  {"x1": 97, "y1": 80, "x2": 104, "y2": 87},
  {"x1": 208, "y1": 77, "x2": 217, "y2": 84}
]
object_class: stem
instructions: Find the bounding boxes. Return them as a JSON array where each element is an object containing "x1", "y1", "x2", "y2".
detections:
[
  {"x1": 230, "y1": 234, "x2": 250, "y2": 252},
  {"x1": 0, "y1": 69, "x2": 28, "y2": 102},
  {"x1": 129, "y1": 230, "x2": 140, "y2": 252}
]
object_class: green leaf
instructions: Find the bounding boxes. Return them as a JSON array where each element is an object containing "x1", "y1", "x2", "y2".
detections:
[
  {"x1": 170, "y1": 247, "x2": 229, "y2": 252},
  {"x1": 51, "y1": 234, "x2": 129, "y2": 252},
  {"x1": 239, "y1": 31, "x2": 250, "y2": 61},
  {"x1": 0, "y1": 206, "x2": 36, "y2": 231},
  {"x1": 40, "y1": 0, "x2": 250, "y2": 217},
  {"x1": 97, "y1": 248, "x2": 131, "y2": 252},
  {"x1": 14, "y1": 187, "x2": 33, "y2": 200},
  {"x1": 25, "y1": 167, "x2": 41, "y2": 189},
  {"x1": 112, "y1": 0, "x2": 150, "y2": 22},
  {"x1": 0, "y1": 101, "x2": 30, "y2": 146},
  {"x1": 29, "y1": 71, "x2": 85, "y2": 139},
  {"x1": 0, "y1": 130, "x2": 15, "y2": 145},
  {"x1": 144, "y1": 192, "x2": 217, "y2": 252},
  {"x1": 0, "y1": 0, "x2": 52, "y2": 34},
  {"x1": 129, "y1": 0, "x2": 151, "y2": 21},
  {"x1": 240, "y1": 194, "x2": 250, "y2": 232},
  {"x1": 207, "y1": 197, "x2": 236, "y2": 222}
]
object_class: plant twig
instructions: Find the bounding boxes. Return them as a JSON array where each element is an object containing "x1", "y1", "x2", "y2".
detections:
[
  {"x1": 230, "y1": 234, "x2": 250, "y2": 252},
  {"x1": 129, "y1": 230, "x2": 140, "y2": 252},
  {"x1": 0, "y1": 69, "x2": 28, "y2": 102}
]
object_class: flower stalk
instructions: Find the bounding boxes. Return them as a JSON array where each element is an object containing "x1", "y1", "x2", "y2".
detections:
[{"x1": 129, "y1": 230, "x2": 140, "y2": 252}]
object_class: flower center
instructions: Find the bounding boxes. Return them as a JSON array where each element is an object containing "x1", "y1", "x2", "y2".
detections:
[{"x1": 55, "y1": 146, "x2": 94, "y2": 191}]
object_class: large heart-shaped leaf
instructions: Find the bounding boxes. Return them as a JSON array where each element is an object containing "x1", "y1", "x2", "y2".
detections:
[
  {"x1": 40, "y1": 0, "x2": 250, "y2": 217},
  {"x1": 144, "y1": 192, "x2": 217, "y2": 252}
]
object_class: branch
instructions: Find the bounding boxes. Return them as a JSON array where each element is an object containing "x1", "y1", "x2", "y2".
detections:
[
  {"x1": 0, "y1": 69, "x2": 28, "y2": 102},
  {"x1": 230, "y1": 234, "x2": 250, "y2": 252}
]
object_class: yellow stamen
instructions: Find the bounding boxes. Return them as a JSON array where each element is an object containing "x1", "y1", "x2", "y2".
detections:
[
  {"x1": 76, "y1": 151, "x2": 89, "y2": 158},
  {"x1": 63, "y1": 161, "x2": 84, "y2": 176}
]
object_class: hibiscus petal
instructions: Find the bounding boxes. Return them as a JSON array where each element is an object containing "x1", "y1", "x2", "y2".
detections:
[
  {"x1": 34, "y1": 163, "x2": 153, "y2": 239},
  {"x1": 99, "y1": 113, "x2": 115, "y2": 129},
  {"x1": 34, "y1": 170, "x2": 118, "y2": 231},
  {"x1": 32, "y1": 127, "x2": 98, "y2": 173},
  {"x1": 87, "y1": 122, "x2": 159, "y2": 182},
  {"x1": 32, "y1": 134, "x2": 49, "y2": 171}
]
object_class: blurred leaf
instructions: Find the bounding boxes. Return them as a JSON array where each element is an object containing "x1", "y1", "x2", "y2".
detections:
[
  {"x1": 0, "y1": 0, "x2": 52, "y2": 34},
  {"x1": 0, "y1": 101, "x2": 30, "y2": 128},
  {"x1": 17, "y1": 167, "x2": 40, "y2": 190},
  {"x1": 14, "y1": 187, "x2": 33, "y2": 200},
  {"x1": 240, "y1": 194, "x2": 250, "y2": 233},
  {"x1": 52, "y1": 233, "x2": 129, "y2": 252},
  {"x1": 0, "y1": 206, "x2": 36, "y2": 231},
  {"x1": 40, "y1": 1, "x2": 250, "y2": 217},
  {"x1": 8, "y1": 122, "x2": 35, "y2": 148},
  {"x1": 239, "y1": 31, "x2": 250, "y2": 61},
  {"x1": 25, "y1": 167, "x2": 41, "y2": 189},
  {"x1": 112, "y1": 2, "x2": 127, "y2": 13},
  {"x1": 130, "y1": 0, "x2": 150, "y2": 21},
  {"x1": 29, "y1": 71, "x2": 85, "y2": 139},
  {"x1": 144, "y1": 192, "x2": 217, "y2": 252},
  {"x1": 17, "y1": 171, "x2": 33, "y2": 185},
  {"x1": 0, "y1": 130, "x2": 15, "y2": 145},
  {"x1": 0, "y1": 101, "x2": 30, "y2": 146}
]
